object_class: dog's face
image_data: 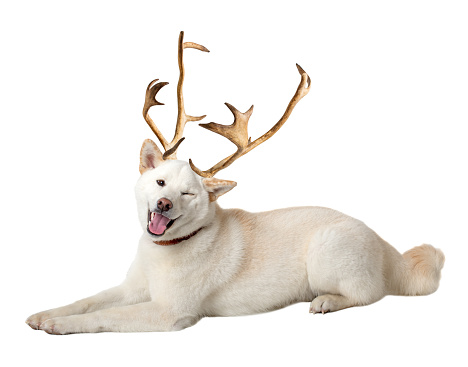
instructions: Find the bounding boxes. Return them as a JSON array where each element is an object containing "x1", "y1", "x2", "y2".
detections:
[{"x1": 135, "y1": 139, "x2": 236, "y2": 240}]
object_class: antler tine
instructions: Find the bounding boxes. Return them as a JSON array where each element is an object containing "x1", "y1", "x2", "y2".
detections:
[
  {"x1": 164, "y1": 31, "x2": 209, "y2": 160},
  {"x1": 142, "y1": 78, "x2": 170, "y2": 151},
  {"x1": 142, "y1": 32, "x2": 209, "y2": 159},
  {"x1": 200, "y1": 103, "x2": 254, "y2": 149},
  {"x1": 189, "y1": 64, "x2": 311, "y2": 178}
]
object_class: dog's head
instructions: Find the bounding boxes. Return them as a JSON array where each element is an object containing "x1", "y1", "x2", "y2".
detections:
[
  {"x1": 135, "y1": 139, "x2": 236, "y2": 240},
  {"x1": 135, "y1": 35, "x2": 309, "y2": 241}
]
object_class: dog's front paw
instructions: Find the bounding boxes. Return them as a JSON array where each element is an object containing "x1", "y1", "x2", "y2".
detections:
[
  {"x1": 39, "y1": 317, "x2": 79, "y2": 335},
  {"x1": 26, "y1": 311, "x2": 54, "y2": 330}
]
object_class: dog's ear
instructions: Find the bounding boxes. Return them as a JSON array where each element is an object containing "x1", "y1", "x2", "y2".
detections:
[
  {"x1": 202, "y1": 178, "x2": 237, "y2": 201},
  {"x1": 139, "y1": 139, "x2": 163, "y2": 174}
]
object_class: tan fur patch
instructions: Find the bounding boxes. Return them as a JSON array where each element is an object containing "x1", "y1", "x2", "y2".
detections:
[
  {"x1": 202, "y1": 178, "x2": 235, "y2": 189},
  {"x1": 403, "y1": 244, "x2": 444, "y2": 277},
  {"x1": 203, "y1": 178, "x2": 237, "y2": 201}
]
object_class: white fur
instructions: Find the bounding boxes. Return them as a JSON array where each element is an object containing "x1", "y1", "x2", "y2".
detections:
[{"x1": 26, "y1": 143, "x2": 445, "y2": 334}]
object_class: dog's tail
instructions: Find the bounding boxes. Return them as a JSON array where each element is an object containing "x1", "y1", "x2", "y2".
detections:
[{"x1": 389, "y1": 244, "x2": 445, "y2": 296}]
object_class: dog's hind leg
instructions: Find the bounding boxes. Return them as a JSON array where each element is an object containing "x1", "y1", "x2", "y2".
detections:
[
  {"x1": 309, "y1": 294, "x2": 356, "y2": 314},
  {"x1": 306, "y1": 224, "x2": 387, "y2": 314},
  {"x1": 308, "y1": 276, "x2": 384, "y2": 314}
]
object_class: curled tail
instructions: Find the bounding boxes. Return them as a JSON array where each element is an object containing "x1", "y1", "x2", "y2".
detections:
[{"x1": 395, "y1": 244, "x2": 445, "y2": 296}]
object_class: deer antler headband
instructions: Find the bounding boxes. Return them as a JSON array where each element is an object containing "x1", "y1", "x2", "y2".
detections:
[{"x1": 142, "y1": 31, "x2": 311, "y2": 177}]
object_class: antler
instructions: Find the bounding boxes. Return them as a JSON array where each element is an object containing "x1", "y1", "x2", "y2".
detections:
[
  {"x1": 142, "y1": 31, "x2": 209, "y2": 160},
  {"x1": 189, "y1": 64, "x2": 311, "y2": 178}
]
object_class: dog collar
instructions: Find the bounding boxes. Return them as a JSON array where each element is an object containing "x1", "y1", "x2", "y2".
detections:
[{"x1": 153, "y1": 227, "x2": 204, "y2": 246}]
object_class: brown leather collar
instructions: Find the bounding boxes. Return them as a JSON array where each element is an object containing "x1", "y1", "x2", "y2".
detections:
[{"x1": 153, "y1": 227, "x2": 204, "y2": 246}]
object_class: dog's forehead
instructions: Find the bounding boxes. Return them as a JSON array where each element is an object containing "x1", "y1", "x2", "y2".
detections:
[{"x1": 156, "y1": 160, "x2": 200, "y2": 184}]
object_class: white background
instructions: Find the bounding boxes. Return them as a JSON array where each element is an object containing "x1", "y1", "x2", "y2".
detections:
[{"x1": 1, "y1": 1, "x2": 467, "y2": 366}]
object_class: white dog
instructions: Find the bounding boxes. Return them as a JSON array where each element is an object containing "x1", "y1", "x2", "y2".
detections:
[
  {"x1": 26, "y1": 32, "x2": 445, "y2": 334},
  {"x1": 25, "y1": 139, "x2": 445, "y2": 334}
]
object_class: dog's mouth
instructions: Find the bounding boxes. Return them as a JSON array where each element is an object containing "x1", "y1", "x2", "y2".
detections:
[{"x1": 147, "y1": 210, "x2": 177, "y2": 236}]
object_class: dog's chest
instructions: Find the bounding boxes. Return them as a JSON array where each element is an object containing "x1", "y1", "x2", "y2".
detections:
[{"x1": 141, "y1": 248, "x2": 208, "y2": 304}]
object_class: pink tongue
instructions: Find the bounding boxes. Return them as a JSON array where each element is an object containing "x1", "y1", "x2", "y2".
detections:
[{"x1": 149, "y1": 213, "x2": 171, "y2": 235}]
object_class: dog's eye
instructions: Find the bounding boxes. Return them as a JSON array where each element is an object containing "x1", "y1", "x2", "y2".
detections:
[
  {"x1": 181, "y1": 192, "x2": 194, "y2": 196},
  {"x1": 156, "y1": 180, "x2": 165, "y2": 187}
]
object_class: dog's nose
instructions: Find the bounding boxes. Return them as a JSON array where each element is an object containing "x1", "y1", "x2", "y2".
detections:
[{"x1": 157, "y1": 198, "x2": 173, "y2": 212}]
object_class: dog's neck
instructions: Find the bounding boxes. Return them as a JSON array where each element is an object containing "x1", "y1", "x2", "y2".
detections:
[{"x1": 153, "y1": 227, "x2": 204, "y2": 246}]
